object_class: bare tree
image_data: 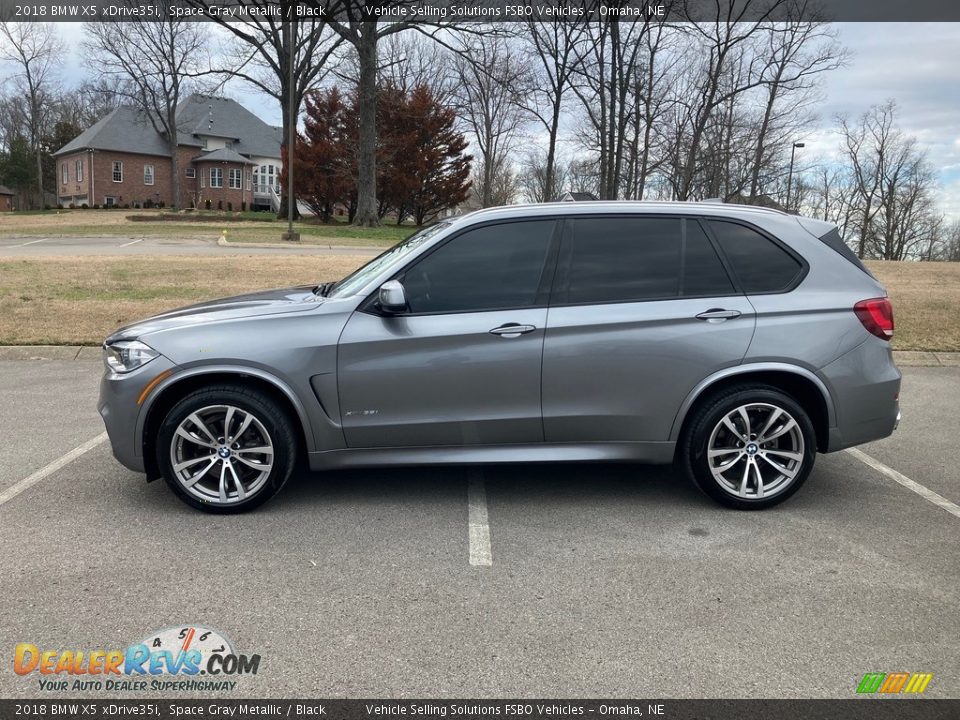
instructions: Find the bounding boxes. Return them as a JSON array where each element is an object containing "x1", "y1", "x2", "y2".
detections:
[
  {"x1": 837, "y1": 101, "x2": 943, "y2": 260},
  {"x1": 746, "y1": 14, "x2": 846, "y2": 201},
  {"x1": 519, "y1": 19, "x2": 588, "y2": 202},
  {"x1": 0, "y1": 21, "x2": 58, "y2": 207},
  {"x1": 451, "y1": 34, "x2": 529, "y2": 208},
  {"x1": 519, "y1": 148, "x2": 570, "y2": 203},
  {"x1": 85, "y1": 5, "x2": 207, "y2": 209}
]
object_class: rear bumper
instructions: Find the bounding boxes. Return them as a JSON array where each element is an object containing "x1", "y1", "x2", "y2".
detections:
[{"x1": 820, "y1": 339, "x2": 901, "y2": 452}]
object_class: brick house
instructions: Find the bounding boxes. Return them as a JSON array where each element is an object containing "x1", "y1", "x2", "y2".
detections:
[
  {"x1": 0, "y1": 185, "x2": 14, "y2": 211},
  {"x1": 53, "y1": 94, "x2": 283, "y2": 211}
]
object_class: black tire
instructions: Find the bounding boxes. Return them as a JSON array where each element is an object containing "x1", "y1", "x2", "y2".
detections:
[
  {"x1": 157, "y1": 384, "x2": 298, "y2": 513},
  {"x1": 680, "y1": 384, "x2": 816, "y2": 510}
]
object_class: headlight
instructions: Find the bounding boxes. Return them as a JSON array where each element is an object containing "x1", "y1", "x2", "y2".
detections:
[{"x1": 103, "y1": 340, "x2": 159, "y2": 373}]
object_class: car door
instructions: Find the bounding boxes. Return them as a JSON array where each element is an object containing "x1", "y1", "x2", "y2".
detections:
[
  {"x1": 337, "y1": 219, "x2": 559, "y2": 448},
  {"x1": 542, "y1": 215, "x2": 756, "y2": 443}
]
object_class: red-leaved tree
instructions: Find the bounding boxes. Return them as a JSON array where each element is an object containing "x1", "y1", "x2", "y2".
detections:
[{"x1": 296, "y1": 83, "x2": 471, "y2": 226}]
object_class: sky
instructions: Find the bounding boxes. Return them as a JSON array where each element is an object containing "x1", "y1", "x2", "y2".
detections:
[{"x1": 46, "y1": 22, "x2": 960, "y2": 218}]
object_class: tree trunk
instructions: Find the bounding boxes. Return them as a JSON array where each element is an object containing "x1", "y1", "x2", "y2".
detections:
[
  {"x1": 354, "y1": 26, "x2": 380, "y2": 227},
  {"x1": 168, "y1": 107, "x2": 180, "y2": 209}
]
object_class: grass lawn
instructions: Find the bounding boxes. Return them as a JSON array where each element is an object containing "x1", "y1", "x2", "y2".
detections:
[
  {"x1": 0, "y1": 208, "x2": 410, "y2": 246},
  {"x1": 0, "y1": 253, "x2": 957, "y2": 350}
]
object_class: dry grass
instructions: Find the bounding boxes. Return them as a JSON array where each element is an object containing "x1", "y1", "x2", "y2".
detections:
[
  {"x1": 0, "y1": 255, "x2": 957, "y2": 350},
  {"x1": 0, "y1": 255, "x2": 368, "y2": 345},
  {"x1": 866, "y1": 260, "x2": 960, "y2": 352}
]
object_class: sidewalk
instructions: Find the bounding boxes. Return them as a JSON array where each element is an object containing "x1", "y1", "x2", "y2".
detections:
[{"x1": 0, "y1": 345, "x2": 956, "y2": 367}]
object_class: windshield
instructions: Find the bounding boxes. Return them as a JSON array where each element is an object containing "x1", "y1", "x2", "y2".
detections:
[{"x1": 327, "y1": 222, "x2": 452, "y2": 299}]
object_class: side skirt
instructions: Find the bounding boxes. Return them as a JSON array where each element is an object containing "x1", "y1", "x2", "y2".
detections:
[{"x1": 307, "y1": 441, "x2": 676, "y2": 471}]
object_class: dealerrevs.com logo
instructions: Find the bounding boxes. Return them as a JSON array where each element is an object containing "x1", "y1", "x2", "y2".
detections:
[
  {"x1": 14, "y1": 626, "x2": 261, "y2": 692},
  {"x1": 856, "y1": 672, "x2": 934, "y2": 694}
]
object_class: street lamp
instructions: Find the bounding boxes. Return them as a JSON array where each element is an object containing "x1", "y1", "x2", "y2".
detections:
[{"x1": 786, "y1": 141, "x2": 805, "y2": 213}]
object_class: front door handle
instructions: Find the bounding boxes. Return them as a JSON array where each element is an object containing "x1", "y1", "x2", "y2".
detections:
[
  {"x1": 695, "y1": 308, "x2": 742, "y2": 322},
  {"x1": 489, "y1": 323, "x2": 537, "y2": 338}
]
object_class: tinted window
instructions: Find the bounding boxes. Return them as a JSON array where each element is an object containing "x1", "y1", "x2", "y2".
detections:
[
  {"x1": 401, "y1": 220, "x2": 554, "y2": 314},
  {"x1": 708, "y1": 220, "x2": 802, "y2": 293},
  {"x1": 565, "y1": 217, "x2": 681, "y2": 304},
  {"x1": 683, "y1": 220, "x2": 735, "y2": 296}
]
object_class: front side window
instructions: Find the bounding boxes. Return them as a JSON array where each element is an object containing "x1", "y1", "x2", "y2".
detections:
[
  {"x1": 229, "y1": 168, "x2": 242, "y2": 189},
  {"x1": 61, "y1": 163, "x2": 68, "y2": 184},
  {"x1": 401, "y1": 220, "x2": 555, "y2": 314},
  {"x1": 143, "y1": 164, "x2": 154, "y2": 185},
  {"x1": 75, "y1": 159, "x2": 83, "y2": 182},
  {"x1": 185, "y1": 167, "x2": 196, "y2": 178},
  {"x1": 708, "y1": 220, "x2": 802, "y2": 293},
  {"x1": 210, "y1": 167, "x2": 223, "y2": 188},
  {"x1": 112, "y1": 161, "x2": 123, "y2": 183}
]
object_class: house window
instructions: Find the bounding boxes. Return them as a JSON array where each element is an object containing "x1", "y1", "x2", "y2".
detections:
[
  {"x1": 104, "y1": 196, "x2": 116, "y2": 207},
  {"x1": 75, "y1": 159, "x2": 83, "y2": 182},
  {"x1": 185, "y1": 167, "x2": 196, "y2": 178},
  {"x1": 229, "y1": 168, "x2": 242, "y2": 189},
  {"x1": 62, "y1": 163, "x2": 68, "y2": 184},
  {"x1": 210, "y1": 167, "x2": 223, "y2": 188},
  {"x1": 143, "y1": 164, "x2": 154, "y2": 186},
  {"x1": 112, "y1": 161, "x2": 123, "y2": 183}
]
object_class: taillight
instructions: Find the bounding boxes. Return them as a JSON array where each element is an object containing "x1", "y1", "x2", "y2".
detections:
[{"x1": 854, "y1": 297, "x2": 894, "y2": 340}]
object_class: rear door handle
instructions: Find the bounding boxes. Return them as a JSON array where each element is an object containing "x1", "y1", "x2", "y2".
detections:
[
  {"x1": 489, "y1": 323, "x2": 537, "y2": 337},
  {"x1": 695, "y1": 308, "x2": 742, "y2": 322}
]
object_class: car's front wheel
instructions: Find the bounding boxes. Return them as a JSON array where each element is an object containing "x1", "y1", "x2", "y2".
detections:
[
  {"x1": 157, "y1": 385, "x2": 297, "y2": 513},
  {"x1": 681, "y1": 384, "x2": 816, "y2": 510}
]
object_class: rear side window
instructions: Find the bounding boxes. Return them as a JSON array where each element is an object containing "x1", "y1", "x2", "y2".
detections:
[
  {"x1": 683, "y1": 220, "x2": 735, "y2": 296},
  {"x1": 565, "y1": 217, "x2": 681, "y2": 304},
  {"x1": 560, "y1": 217, "x2": 735, "y2": 305},
  {"x1": 819, "y1": 228, "x2": 875, "y2": 278},
  {"x1": 708, "y1": 220, "x2": 803, "y2": 293}
]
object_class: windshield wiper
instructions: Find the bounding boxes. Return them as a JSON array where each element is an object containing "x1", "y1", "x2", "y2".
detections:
[{"x1": 312, "y1": 281, "x2": 335, "y2": 297}]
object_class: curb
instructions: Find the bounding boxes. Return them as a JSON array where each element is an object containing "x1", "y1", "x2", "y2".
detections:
[
  {"x1": 0, "y1": 345, "x2": 957, "y2": 367},
  {"x1": 216, "y1": 236, "x2": 382, "y2": 252}
]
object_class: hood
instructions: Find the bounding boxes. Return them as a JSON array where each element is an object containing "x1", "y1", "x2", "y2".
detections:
[{"x1": 106, "y1": 285, "x2": 322, "y2": 343}]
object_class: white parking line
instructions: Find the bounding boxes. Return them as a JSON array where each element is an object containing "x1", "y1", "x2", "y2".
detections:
[
  {"x1": 847, "y1": 447, "x2": 960, "y2": 520},
  {"x1": 15, "y1": 239, "x2": 45, "y2": 247},
  {"x1": 467, "y1": 469, "x2": 493, "y2": 566},
  {"x1": 0, "y1": 433, "x2": 108, "y2": 508},
  {"x1": 119, "y1": 238, "x2": 144, "y2": 247}
]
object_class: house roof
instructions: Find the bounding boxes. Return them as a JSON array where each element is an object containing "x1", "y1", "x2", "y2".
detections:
[
  {"x1": 560, "y1": 191, "x2": 599, "y2": 202},
  {"x1": 192, "y1": 147, "x2": 258, "y2": 165},
  {"x1": 176, "y1": 95, "x2": 282, "y2": 159},
  {"x1": 0, "y1": 185, "x2": 13, "y2": 195},
  {"x1": 54, "y1": 106, "x2": 179, "y2": 158},
  {"x1": 54, "y1": 94, "x2": 281, "y2": 160}
]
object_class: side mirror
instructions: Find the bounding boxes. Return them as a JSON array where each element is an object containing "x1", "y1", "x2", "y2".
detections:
[{"x1": 378, "y1": 280, "x2": 407, "y2": 313}]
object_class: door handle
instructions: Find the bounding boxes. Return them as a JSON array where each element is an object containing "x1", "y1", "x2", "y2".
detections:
[
  {"x1": 489, "y1": 323, "x2": 537, "y2": 337},
  {"x1": 695, "y1": 308, "x2": 742, "y2": 322}
]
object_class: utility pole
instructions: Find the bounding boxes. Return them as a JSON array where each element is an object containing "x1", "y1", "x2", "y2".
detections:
[
  {"x1": 786, "y1": 141, "x2": 805, "y2": 214},
  {"x1": 283, "y1": 11, "x2": 300, "y2": 242}
]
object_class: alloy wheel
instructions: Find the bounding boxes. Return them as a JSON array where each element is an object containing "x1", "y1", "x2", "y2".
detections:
[
  {"x1": 706, "y1": 402, "x2": 805, "y2": 500},
  {"x1": 169, "y1": 404, "x2": 274, "y2": 505}
]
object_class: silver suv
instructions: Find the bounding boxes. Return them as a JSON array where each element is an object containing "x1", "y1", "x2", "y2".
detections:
[{"x1": 98, "y1": 202, "x2": 901, "y2": 512}]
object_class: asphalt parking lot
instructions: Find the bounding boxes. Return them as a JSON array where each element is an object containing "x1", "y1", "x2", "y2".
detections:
[{"x1": 0, "y1": 359, "x2": 957, "y2": 699}]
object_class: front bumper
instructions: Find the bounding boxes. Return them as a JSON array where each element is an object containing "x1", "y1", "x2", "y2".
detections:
[{"x1": 98, "y1": 355, "x2": 178, "y2": 473}]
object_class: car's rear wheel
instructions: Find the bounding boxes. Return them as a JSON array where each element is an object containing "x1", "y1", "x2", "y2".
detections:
[
  {"x1": 157, "y1": 385, "x2": 297, "y2": 513},
  {"x1": 681, "y1": 384, "x2": 816, "y2": 510}
]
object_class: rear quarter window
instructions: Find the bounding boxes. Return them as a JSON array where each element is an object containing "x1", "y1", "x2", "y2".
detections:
[
  {"x1": 708, "y1": 220, "x2": 803, "y2": 294},
  {"x1": 818, "y1": 228, "x2": 876, "y2": 278}
]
